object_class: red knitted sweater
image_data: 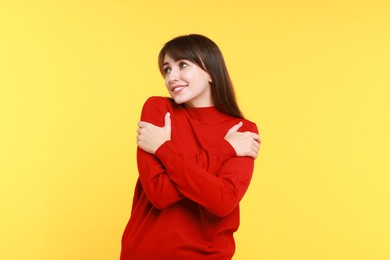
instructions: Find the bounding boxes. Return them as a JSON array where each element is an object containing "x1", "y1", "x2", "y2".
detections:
[{"x1": 120, "y1": 96, "x2": 258, "y2": 259}]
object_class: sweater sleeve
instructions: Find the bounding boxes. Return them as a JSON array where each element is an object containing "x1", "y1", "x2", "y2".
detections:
[
  {"x1": 137, "y1": 97, "x2": 237, "y2": 209},
  {"x1": 155, "y1": 122, "x2": 258, "y2": 217}
]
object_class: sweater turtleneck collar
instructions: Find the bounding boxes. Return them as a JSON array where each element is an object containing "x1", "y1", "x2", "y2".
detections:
[{"x1": 183, "y1": 105, "x2": 232, "y2": 123}]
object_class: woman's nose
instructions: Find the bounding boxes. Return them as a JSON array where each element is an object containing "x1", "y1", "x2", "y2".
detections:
[{"x1": 167, "y1": 67, "x2": 180, "y2": 82}]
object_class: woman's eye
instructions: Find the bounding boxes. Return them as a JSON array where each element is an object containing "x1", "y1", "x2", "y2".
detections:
[
  {"x1": 179, "y1": 62, "x2": 188, "y2": 68},
  {"x1": 163, "y1": 67, "x2": 171, "y2": 74}
]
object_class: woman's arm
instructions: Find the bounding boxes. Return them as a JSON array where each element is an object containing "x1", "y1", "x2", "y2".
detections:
[
  {"x1": 154, "y1": 122, "x2": 259, "y2": 217},
  {"x1": 137, "y1": 138, "x2": 238, "y2": 209},
  {"x1": 135, "y1": 98, "x2": 181, "y2": 209},
  {"x1": 137, "y1": 146, "x2": 184, "y2": 209},
  {"x1": 136, "y1": 97, "x2": 244, "y2": 209}
]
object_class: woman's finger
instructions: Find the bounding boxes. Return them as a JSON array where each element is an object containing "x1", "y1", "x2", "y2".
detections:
[
  {"x1": 253, "y1": 140, "x2": 261, "y2": 149},
  {"x1": 137, "y1": 121, "x2": 149, "y2": 128},
  {"x1": 251, "y1": 133, "x2": 261, "y2": 143},
  {"x1": 227, "y1": 121, "x2": 243, "y2": 134}
]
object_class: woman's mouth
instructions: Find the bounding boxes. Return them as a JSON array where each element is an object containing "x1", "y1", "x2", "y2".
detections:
[{"x1": 171, "y1": 85, "x2": 188, "y2": 94}]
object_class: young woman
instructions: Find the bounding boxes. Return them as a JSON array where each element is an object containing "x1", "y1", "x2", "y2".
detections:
[{"x1": 120, "y1": 34, "x2": 261, "y2": 259}]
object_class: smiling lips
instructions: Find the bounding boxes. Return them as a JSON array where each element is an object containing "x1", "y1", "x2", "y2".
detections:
[{"x1": 171, "y1": 85, "x2": 188, "y2": 94}]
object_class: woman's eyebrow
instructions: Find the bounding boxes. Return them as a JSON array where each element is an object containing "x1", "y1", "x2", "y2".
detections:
[{"x1": 164, "y1": 59, "x2": 187, "y2": 66}]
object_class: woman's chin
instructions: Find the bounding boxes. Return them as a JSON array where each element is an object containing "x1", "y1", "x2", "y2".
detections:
[{"x1": 171, "y1": 96, "x2": 187, "y2": 105}]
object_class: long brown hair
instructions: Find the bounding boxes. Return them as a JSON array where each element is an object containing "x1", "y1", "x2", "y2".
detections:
[{"x1": 158, "y1": 34, "x2": 244, "y2": 118}]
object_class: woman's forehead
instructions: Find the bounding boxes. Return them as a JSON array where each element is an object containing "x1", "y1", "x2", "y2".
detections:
[{"x1": 163, "y1": 54, "x2": 191, "y2": 64}]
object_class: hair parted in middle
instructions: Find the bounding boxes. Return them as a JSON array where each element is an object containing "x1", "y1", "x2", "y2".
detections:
[{"x1": 158, "y1": 34, "x2": 244, "y2": 119}]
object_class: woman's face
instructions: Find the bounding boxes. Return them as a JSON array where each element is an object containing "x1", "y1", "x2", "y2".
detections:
[{"x1": 162, "y1": 54, "x2": 213, "y2": 107}]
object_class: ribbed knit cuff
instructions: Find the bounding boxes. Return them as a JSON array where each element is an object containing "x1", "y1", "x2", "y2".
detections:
[
  {"x1": 210, "y1": 139, "x2": 237, "y2": 159},
  {"x1": 155, "y1": 141, "x2": 177, "y2": 166}
]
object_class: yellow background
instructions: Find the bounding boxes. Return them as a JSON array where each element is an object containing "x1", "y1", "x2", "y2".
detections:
[{"x1": 1, "y1": 0, "x2": 389, "y2": 259}]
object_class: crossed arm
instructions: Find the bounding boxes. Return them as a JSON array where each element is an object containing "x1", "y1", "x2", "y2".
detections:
[
  {"x1": 137, "y1": 112, "x2": 261, "y2": 159},
  {"x1": 135, "y1": 105, "x2": 261, "y2": 215}
]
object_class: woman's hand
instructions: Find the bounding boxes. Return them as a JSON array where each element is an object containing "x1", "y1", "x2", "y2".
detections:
[
  {"x1": 224, "y1": 122, "x2": 261, "y2": 159},
  {"x1": 137, "y1": 112, "x2": 171, "y2": 154}
]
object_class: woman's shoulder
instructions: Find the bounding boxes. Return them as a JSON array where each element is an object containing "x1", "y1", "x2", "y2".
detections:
[
  {"x1": 218, "y1": 113, "x2": 258, "y2": 133},
  {"x1": 240, "y1": 117, "x2": 259, "y2": 133},
  {"x1": 139, "y1": 96, "x2": 176, "y2": 125},
  {"x1": 142, "y1": 96, "x2": 177, "y2": 112},
  {"x1": 143, "y1": 96, "x2": 173, "y2": 106},
  {"x1": 140, "y1": 96, "x2": 181, "y2": 124}
]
